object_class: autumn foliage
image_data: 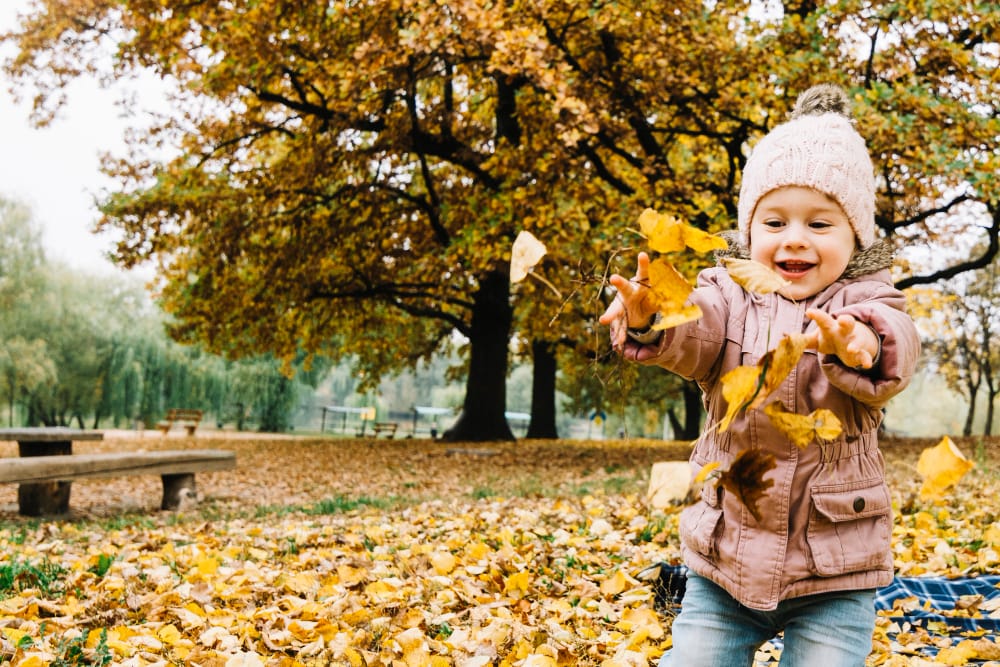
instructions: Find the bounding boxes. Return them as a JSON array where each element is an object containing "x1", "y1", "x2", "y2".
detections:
[{"x1": 2, "y1": 1, "x2": 997, "y2": 441}]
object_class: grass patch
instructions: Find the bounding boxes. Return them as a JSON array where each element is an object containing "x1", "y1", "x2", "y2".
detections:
[
  {"x1": 0, "y1": 556, "x2": 66, "y2": 597},
  {"x1": 253, "y1": 494, "x2": 398, "y2": 518}
]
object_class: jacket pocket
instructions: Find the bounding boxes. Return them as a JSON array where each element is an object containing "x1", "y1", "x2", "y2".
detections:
[
  {"x1": 680, "y1": 485, "x2": 724, "y2": 560},
  {"x1": 807, "y1": 479, "x2": 892, "y2": 576}
]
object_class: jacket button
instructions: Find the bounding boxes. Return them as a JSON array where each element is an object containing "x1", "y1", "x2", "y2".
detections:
[{"x1": 853, "y1": 497, "x2": 866, "y2": 512}]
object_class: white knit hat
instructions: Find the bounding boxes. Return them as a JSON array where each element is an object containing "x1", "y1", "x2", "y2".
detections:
[{"x1": 737, "y1": 84, "x2": 877, "y2": 248}]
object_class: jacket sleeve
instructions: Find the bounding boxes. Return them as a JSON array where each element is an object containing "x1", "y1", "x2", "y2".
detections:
[
  {"x1": 818, "y1": 278, "x2": 921, "y2": 407},
  {"x1": 624, "y1": 267, "x2": 732, "y2": 382}
]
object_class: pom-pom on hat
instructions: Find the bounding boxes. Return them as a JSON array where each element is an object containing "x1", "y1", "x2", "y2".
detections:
[{"x1": 737, "y1": 84, "x2": 877, "y2": 248}]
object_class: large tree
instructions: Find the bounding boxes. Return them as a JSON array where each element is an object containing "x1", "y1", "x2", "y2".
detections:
[{"x1": 4, "y1": 1, "x2": 997, "y2": 440}]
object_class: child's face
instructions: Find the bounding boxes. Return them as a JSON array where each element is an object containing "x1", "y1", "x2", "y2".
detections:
[{"x1": 749, "y1": 186, "x2": 857, "y2": 300}]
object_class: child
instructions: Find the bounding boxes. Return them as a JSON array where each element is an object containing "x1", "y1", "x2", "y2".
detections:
[{"x1": 600, "y1": 84, "x2": 921, "y2": 666}]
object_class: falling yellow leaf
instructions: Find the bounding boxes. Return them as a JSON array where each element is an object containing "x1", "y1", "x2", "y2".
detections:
[
  {"x1": 718, "y1": 365, "x2": 762, "y2": 432},
  {"x1": 718, "y1": 449, "x2": 776, "y2": 523},
  {"x1": 763, "y1": 401, "x2": 842, "y2": 448},
  {"x1": 721, "y1": 257, "x2": 791, "y2": 295},
  {"x1": 917, "y1": 436, "x2": 974, "y2": 500},
  {"x1": 747, "y1": 333, "x2": 810, "y2": 411},
  {"x1": 510, "y1": 230, "x2": 547, "y2": 282},
  {"x1": 718, "y1": 333, "x2": 809, "y2": 431},
  {"x1": 647, "y1": 258, "x2": 703, "y2": 330},
  {"x1": 637, "y1": 208, "x2": 728, "y2": 254},
  {"x1": 694, "y1": 461, "x2": 722, "y2": 484}
]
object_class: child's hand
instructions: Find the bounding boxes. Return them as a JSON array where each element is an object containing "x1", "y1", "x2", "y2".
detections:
[
  {"x1": 599, "y1": 251, "x2": 661, "y2": 349},
  {"x1": 806, "y1": 309, "x2": 880, "y2": 370}
]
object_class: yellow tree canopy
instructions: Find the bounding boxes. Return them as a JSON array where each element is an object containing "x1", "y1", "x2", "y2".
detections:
[{"x1": 3, "y1": 0, "x2": 997, "y2": 440}]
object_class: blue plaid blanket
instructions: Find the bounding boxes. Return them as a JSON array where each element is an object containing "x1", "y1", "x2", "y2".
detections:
[
  {"x1": 874, "y1": 573, "x2": 1000, "y2": 633},
  {"x1": 650, "y1": 565, "x2": 1000, "y2": 662}
]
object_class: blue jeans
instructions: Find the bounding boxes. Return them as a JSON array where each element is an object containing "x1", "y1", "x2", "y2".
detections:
[{"x1": 659, "y1": 573, "x2": 876, "y2": 667}]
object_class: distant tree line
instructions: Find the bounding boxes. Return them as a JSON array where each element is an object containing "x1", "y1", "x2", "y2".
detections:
[{"x1": 0, "y1": 197, "x2": 323, "y2": 432}]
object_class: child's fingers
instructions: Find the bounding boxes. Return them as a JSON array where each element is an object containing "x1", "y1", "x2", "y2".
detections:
[
  {"x1": 635, "y1": 251, "x2": 651, "y2": 282},
  {"x1": 805, "y1": 308, "x2": 837, "y2": 342}
]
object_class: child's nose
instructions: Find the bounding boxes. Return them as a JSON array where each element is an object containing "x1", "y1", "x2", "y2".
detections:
[{"x1": 782, "y1": 222, "x2": 810, "y2": 247}]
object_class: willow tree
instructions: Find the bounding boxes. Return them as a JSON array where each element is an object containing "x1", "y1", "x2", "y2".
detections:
[{"x1": 4, "y1": 1, "x2": 997, "y2": 441}]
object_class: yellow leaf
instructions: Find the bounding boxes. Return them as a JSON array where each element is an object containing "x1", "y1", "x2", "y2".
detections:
[
  {"x1": 721, "y1": 258, "x2": 791, "y2": 294},
  {"x1": 718, "y1": 365, "x2": 761, "y2": 432},
  {"x1": 763, "y1": 401, "x2": 842, "y2": 448},
  {"x1": 343, "y1": 648, "x2": 366, "y2": 667},
  {"x1": 616, "y1": 606, "x2": 664, "y2": 639},
  {"x1": 521, "y1": 656, "x2": 558, "y2": 667},
  {"x1": 917, "y1": 436, "x2": 974, "y2": 500},
  {"x1": 652, "y1": 304, "x2": 704, "y2": 330},
  {"x1": 504, "y1": 570, "x2": 531, "y2": 596},
  {"x1": 638, "y1": 208, "x2": 727, "y2": 254},
  {"x1": 225, "y1": 653, "x2": 265, "y2": 667},
  {"x1": 14, "y1": 657, "x2": 48, "y2": 667},
  {"x1": 647, "y1": 461, "x2": 693, "y2": 508},
  {"x1": 935, "y1": 640, "x2": 978, "y2": 665},
  {"x1": 157, "y1": 624, "x2": 183, "y2": 646},
  {"x1": 510, "y1": 230, "x2": 546, "y2": 282},
  {"x1": 600, "y1": 569, "x2": 631, "y2": 596},
  {"x1": 718, "y1": 333, "x2": 809, "y2": 431},
  {"x1": 283, "y1": 571, "x2": 319, "y2": 594},
  {"x1": 694, "y1": 461, "x2": 721, "y2": 484},
  {"x1": 645, "y1": 258, "x2": 703, "y2": 330},
  {"x1": 195, "y1": 554, "x2": 219, "y2": 576},
  {"x1": 747, "y1": 333, "x2": 809, "y2": 411},
  {"x1": 429, "y1": 551, "x2": 457, "y2": 575},
  {"x1": 337, "y1": 564, "x2": 368, "y2": 587},
  {"x1": 1, "y1": 628, "x2": 29, "y2": 646}
]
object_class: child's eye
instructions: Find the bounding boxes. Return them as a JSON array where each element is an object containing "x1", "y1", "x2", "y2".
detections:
[
  {"x1": 809, "y1": 220, "x2": 833, "y2": 229},
  {"x1": 763, "y1": 219, "x2": 784, "y2": 229}
]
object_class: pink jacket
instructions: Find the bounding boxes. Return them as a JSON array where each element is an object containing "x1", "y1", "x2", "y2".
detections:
[{"x1": 631, "y1": 242, "x2": 921, "y2": 611}]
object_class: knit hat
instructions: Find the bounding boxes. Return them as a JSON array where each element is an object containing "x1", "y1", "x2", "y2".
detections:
[{"x1": 737, "y1": 84, "x2": 877, "y2": 248}]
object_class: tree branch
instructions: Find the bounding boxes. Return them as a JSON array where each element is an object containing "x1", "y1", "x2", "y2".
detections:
[{"x1": 896, "y1": 204, "x2": 1000, "y2": 289}]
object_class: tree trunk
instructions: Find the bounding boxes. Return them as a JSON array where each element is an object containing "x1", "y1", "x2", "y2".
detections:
[
  {"x1": 963, "y1": 377, "x2": 978, "y2": 437},
  {"x1": 985, "y1": 391, "x2": 996, "y2": 437},
  {"x1": 677, "y1": 380, "x2": 703, "y2": 440},
  {"x1": 525, "y1": 340, "x2": 558, "y2": 439},
  {"x1": 985, "y1": 376, "x2": 997, "y2": 437},
  {"x1": 443, "y1": 269, "x2": 515, "y2": 442}
]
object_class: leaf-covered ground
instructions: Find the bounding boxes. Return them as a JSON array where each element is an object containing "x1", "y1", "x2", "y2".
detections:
[{"x1": 0, "y1": 432, "x2": 998, "y2": 666}]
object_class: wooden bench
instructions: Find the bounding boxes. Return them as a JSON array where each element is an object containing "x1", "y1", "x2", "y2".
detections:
[
  {"x1": 157, "y1": 409, "x2": 204, "y2": 436},
  {"x1": 0, "y1": 449, "x2": 236, "y2": 516},
  {"x1": 372, "y1": 422, "x2": 398, "y2": 438}
]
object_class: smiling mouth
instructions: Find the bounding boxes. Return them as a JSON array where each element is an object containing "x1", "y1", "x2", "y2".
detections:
[{"x1": 776, "y1": 260, "x2": 815, "y2": 277}]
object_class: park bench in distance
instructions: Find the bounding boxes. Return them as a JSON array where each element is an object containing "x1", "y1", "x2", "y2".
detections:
[
  {"x1": 0, "y1": 449, "x2": 237, "y2": 516},
  {"x1": 157, "y1": 409, "x2": 204, "y2": 436},
  {"x1": 372, "y1": 422, "x2": 398, "y2": 438}
]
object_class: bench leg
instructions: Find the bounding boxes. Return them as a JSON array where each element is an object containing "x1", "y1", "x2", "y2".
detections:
[
  {"x1": 17, "y1": 481, "x2": 72, "y2": 516},
  {"x1": 161, "y1": 473, "x2": 197, "y2": 510},
  {"x1": 17, "y1": 440, "x2": 73, "y2": 516},
  {"x1": 184, "y1": 424, "x2": 197, "y2": 436}
]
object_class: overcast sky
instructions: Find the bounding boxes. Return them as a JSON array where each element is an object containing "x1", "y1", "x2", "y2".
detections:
[{"x1": 0, "y1": 1, "x2": 152, "y2": 274}]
